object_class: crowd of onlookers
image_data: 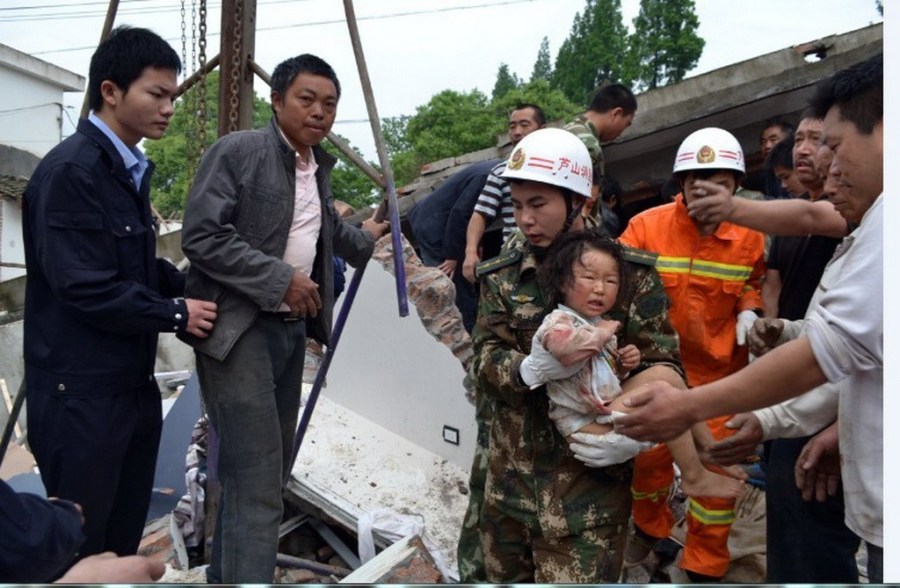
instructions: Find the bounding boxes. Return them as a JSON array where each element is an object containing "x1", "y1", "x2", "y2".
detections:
[{"x1": 0, "y1": 17, "x2": 883, "y2": 585}]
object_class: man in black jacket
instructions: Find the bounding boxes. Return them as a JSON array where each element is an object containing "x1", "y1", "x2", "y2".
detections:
[
  {"x1": 22, "y1": 26, "x2": 217, "y2": 558},
  {"x1": 407, "y1": 158, "x2": 502, "y2": 331}
]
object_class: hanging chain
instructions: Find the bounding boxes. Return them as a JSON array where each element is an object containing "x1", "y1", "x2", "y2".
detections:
[
  {"x1": 227, "y1": 0, "x2": 243, "y2": 133},
  {"x1": 180, "y1": 0, "x2": 187, "y2": 72},
  {"x1": 191, "y1": 0, "x2": 198, "y2": 81},
  {"x1": 180, "y1": 0, "x2": 199, "y2": 205},
  {"x1": 197, "y1": 0, "x2": 208, "y2": 151}
]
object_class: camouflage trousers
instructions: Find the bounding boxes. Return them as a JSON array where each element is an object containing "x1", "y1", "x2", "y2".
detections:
[
  {"x1": 458, "y1": 427, "x2": 629, "y2": 583},
  {"x1": 480, "y1": 502, "x2": 628, "y2": 583},
  {"x1": 457, "y1": 399, "x2": 490, "y2": 583}
]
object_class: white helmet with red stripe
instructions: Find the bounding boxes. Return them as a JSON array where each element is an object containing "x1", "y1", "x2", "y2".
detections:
[
  {"x1": 500, "y1": 128, "x2": 593, "y2": 198},
  {"x1": 673, "y1": 127, "x2": 745, "y2": 174}
]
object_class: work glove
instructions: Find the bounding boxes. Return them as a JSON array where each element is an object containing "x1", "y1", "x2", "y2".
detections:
[
  {"x1": 518, "y1": 331, "x2": 586, "y2": 389},
  {"x1": 568, "y1": 413, "x2": 655, "y2": 467},
  {"x1": 735, "y1": 310, "x2": 759, "y2": 346}
]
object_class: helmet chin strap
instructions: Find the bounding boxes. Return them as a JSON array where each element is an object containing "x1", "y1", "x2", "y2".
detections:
[
  {"x1": 561, "y1": 199, "x2": 585, "y2": 233},
  {"x1": 532, "y1": 196, "x2": 585, "y2": 258}
]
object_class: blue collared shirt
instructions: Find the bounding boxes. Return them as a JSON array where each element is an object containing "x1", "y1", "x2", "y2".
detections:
[{"x1": 88, "y1": 112, "x2": 150, "y2": 189}]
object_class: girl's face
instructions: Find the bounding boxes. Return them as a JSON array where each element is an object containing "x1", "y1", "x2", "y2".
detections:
[{"x1": 561, "y1": 248, "x2": 620, "y2": 319}]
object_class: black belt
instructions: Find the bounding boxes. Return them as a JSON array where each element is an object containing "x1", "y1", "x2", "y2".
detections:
[{"x1": 259, "y1": 311, "x2": 303, "y2": 322}]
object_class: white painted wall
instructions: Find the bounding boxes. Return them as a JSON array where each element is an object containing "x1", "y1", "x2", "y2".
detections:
[
  {"x1": 0, "y1": 68, "x2": 66, "y2": 158},
  {"x1": 325, "y1": 260, "x2": 478, "y2": 470},
  {"x1": 1, "y1": 199, "x2": 24, "y2": 282}
]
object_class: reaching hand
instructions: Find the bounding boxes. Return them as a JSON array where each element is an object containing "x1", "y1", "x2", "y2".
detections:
[
  {"x1": 706, "y1": 413, "x2": 764, "y2": 466},
  {"x1": 56, "y1": 552, "x2": 165, "y2": 583},
  {"x1": 282, "y1": 270, "x2": 321, "y2": 318},
  {"x1": 685, "y1": 179, "x2": 735, "y2": 225},
  {"x1": 616, "y1": 344, "x2": 641, "y2": 374},
  {"x1": 795, "y1": 421, "x2": 841, "y2": 502},
  {"x1": 747, "y1": 318, "x2": 785, "y2": 356},
  {"x1": 462, "y1": 250, "x2": 481, "y2": 283},
  {"x1": 360, "y1": 216, "x2": 390, "y2": 240},
  {"x1": 437, "y1": 259, "x2": 457, "y2": 278},
  {"x1": 518, "y1": 331, "x2": 586, "y2": 388},
  {"x1": 185, "y1": 298, "x2": 217, "y2": 338},
  {"x1": 615, "y1": 381, "x2": 695, "y2": 442}
]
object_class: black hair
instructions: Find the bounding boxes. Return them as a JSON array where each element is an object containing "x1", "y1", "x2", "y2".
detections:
[
  {"x1": 513, "y1": 103, "x2": 547, "y2": 127},
  {"x1": 270, "y1": 54, "x2": 341, "y2": 114},
  {"x1": 539, "y1": 228, "x2": 628, "y2": 308},
  {"x1": 587, "y1": 83, "x2": 637, "y2": 115},
  {"x1": 601, "y1": 174, "x2": 622, "y2": 205},
  {"x1": 591, "y1": 160, "x2": 604, "y2": 187},
  {"x1": 809, "y1": 53, "x2": 882, "y2": 135},
  {"x1": 766, "y1": 133, "x2": 795, "y2": 170},
  {"x1": 88, "y1": 25, "x2": 181, "y2": 112},
  {"x1": 760, "y1": 118, "x2": 794, "y2": 137}
]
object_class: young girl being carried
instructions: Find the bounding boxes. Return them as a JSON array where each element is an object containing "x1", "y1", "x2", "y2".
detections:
[{"x1": 536, "y1": 229, "x2": 744, "y2": 499}]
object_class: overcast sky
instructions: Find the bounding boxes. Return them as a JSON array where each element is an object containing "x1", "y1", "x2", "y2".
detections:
[{"x1": 0, "y1": 0, "x2": 884, "y2": 160}]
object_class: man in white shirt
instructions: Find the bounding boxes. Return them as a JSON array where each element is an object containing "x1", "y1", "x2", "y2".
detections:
[{"x1": 616, "y1": 52, "x2": 884, "y2": 583}]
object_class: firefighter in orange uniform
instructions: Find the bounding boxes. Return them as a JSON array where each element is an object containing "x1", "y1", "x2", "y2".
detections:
[{"x1": 618, "y1": 127, "x2": 765, "y2": 581}]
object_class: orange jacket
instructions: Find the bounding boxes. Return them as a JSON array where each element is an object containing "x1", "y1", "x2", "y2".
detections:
[{"x1": 620, "y1": 195, "x2": 765, "y2": 386}]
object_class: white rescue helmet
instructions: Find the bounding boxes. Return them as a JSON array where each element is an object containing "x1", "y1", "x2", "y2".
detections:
[
  {"x1": 500, "y1": 128, "x2": 593, "y2": 198},
  {"x1": 673, "y1": 127, "x2": 745, "y2": 175}
]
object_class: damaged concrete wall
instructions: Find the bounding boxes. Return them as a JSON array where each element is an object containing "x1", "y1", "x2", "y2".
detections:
[{"x1": 322, "y1": 256, "x2": 477, "y2": 470}]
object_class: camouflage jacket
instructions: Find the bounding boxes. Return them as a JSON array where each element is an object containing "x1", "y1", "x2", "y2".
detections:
[
  {"x1": 471, "y1": 231, "x2": 683, "y2": 538},
  {"x1": 564, "y1": 114, "x2": 604, "y2": 176}
]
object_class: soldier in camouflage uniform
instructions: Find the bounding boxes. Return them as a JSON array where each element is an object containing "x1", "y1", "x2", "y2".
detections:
[
  {"x1": 564, "y1": 83, "x2": 637, "y2": 220},
  {"x1": 457, "y1": 128, "x2": 684, "y2": 583}
]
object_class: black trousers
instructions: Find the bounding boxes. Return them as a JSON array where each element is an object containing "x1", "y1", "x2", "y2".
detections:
[
  {"x1": 26, "y1": 380, "x2": 162, "y2": 557},
  {"x1": 765, "y1": 436, "x2": 860, "y2": 582}
]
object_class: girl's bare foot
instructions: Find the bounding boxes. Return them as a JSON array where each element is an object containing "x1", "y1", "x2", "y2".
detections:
[{"x1": 681, "y1": 468, "x2": 744, "y2": 499}]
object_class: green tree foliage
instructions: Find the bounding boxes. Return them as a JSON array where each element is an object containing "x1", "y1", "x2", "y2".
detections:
[
  {"x1": 382, "y1": 115, "x2": 421, "y2": 188},
  {"x1": 530, "y1": 36, "x2": 552, "y2": 82},
  {"x1": 385, "y1": 89, "x2": 497, "y2": 186},
  {"x1": 627, "y1": 0, "x2": 704, "y2": 91},
  {"x1": 551, "y1": 0, "x2": 630, "y2": 105},
  {"x1": 145, "y1": 71, "x2": 268, "y2": 218},
  {"x1": 382, "y1": 80, "x2": 581, "y2": 187},
  {"x1": 145, "y1": 71, "x2": 376, "y2": 218},
  {"x1": 320, "y1": 135, "x2": 379, "y2": 210},
  {"x1": 491, "y1": 79, "x2": 581, "y2": 127},
  {"x1": 492, "y1": 64, "x2": 521, "y2": 101}
]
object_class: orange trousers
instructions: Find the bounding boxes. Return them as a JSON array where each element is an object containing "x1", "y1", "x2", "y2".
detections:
[{"x1": 631, "y1": 415, "x2": 736, "y2": 578}]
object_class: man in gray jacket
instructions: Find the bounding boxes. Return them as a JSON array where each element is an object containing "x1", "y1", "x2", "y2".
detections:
[{"x1": 180, "y1": 53, "x2": 388, "y2": 583}]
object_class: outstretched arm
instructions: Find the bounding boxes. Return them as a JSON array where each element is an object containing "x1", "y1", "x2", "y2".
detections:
[
  {"x1": 463, "y1": 212, "x2": 488, "y2": 283},
  {"x1": 687, "y1": 191, "x2": 848, "y2": 238},
  {"x1": 616, "y1": 336, "x2": 827, "y2": 442}
]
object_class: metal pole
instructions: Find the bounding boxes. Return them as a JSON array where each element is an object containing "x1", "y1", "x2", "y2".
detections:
[
  {"x1": 289, "y1": 265, "x2": 365, "y2": 469},
  {"x1": 174, "y1": 54, "x2": 220, "y2": 100},
  {"x1": 218, "y1": 0, "x2": 256, "y2": 135},
  {"x1": 0, "y1": 382, "x2": 25, "y2": 467},
  {"x1": 79, "y1": 0, "x2": 120, "y2": 119},
  {"x1": 342, "y1": 0, "x2": 408, "y2": 317}
]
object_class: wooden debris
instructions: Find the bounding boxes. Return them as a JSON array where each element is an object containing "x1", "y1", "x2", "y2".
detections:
[{"x1": 341, "y1": 534, "x2": 444, "y2": 584}]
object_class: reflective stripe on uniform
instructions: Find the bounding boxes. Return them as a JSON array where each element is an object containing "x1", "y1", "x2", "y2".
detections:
[
  {"x1": 631, "y1": 484, "x2": 672, "y2": 502},
  {"x1": 686, "y1": 498, "x2": 736, "y2": 525},
  {"x1": 656, "y1": 256, "x2": 754, "y2": 282}
]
